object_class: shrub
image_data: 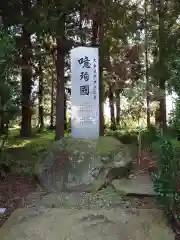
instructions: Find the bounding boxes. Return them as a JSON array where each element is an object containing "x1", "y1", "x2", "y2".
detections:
[
  {"x1": 152, "y1": 138, "x2": 180, "y2": 221},
  {"x1": 0, "y1": 134, "x2": 14, "y2": 178},
  {"x1": 106, "y1": 129, "x2": 138, "y2": 145},
  {"x1": 140, "y1": 125, "x2": 159, "y2": 149}
]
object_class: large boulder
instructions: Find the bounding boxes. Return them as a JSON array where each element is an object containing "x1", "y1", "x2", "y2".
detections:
[{"x1": 35, "y1": 136, "x2": 132, "y2": 192}]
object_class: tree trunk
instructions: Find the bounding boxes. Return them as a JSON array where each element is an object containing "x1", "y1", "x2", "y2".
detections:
[
  {"x1": 50, "y1": 74, "x2": 55, "y2": 129},
  {"x1": 158, "y1": 0, "x2": 167, "y2": 133},
  {"x1": 64, "y1": 92, "x2": 67, "y2": 131},
  {"x1": 50, "y1": 53, "x2": 56, "y2": 129},
  {"x1": 91, "y1": 9, "x2": 104, "y2": 135},
  {"x1": 0, "y1": 96, "x2": 5, "y2": 134},
  {"x1": 38, "y1": 59, "x2": 44, "y2": 131},
  {"x1": 0, "y1": 114, "x2": 5, "y2": 134},
  {"x1": 115, "y1": 90, "x2": 121, "y2": 125},
  {"x1": 20, "y1": 26, "x2": 32, "y2": 137},
  {"x1": 91, "y1": 17, "x2": 99, "y2": 46},
  {"x1": 145, "y1": 0, "x2": 151, "y2": 128},
  {"x1": 108, "y1": 86, "x2": 116, "y2": 130},
  {"x1": 98, "y1": 11, "x2": 105, "y2": 136},
  {"x1": 79, "y1": 1, "x2": 85, "y2": 45},
  {"x1": 159, "y1": 88, "x2": 166, "y2": 132},
  {"x1": 55, "y1": 34, "x2": 65, "y2": 140}
]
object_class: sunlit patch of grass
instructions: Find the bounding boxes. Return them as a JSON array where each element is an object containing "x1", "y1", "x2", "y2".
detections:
[
  {"x1": 3, "y1": 129, "x2": 55, "y2": 174},
  {"x1": 6, "y1": 129, "x2": 54, "y2": 148}
]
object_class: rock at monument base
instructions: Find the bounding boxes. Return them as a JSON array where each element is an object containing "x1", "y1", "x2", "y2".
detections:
[
  {"x1": 112, "y1": 174, "x2": 156, "y2": 196},
  {"x1": 35, "y1": 136, "x2": 132, "y2": 192}
]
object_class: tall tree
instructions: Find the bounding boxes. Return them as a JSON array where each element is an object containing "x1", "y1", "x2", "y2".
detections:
[
  {"x1": 115, "y1": 88, "x2": 121, "y2": 125},
  {"x1": 91, "y1": 2, "x2": 105, "y2": 135},
  {"x1": 158, "y1": 0, "x2": 167, "y2": 133},
  {"x1": 144, "y1": 0, "x2": 151, "y2": 127},
  {"x1": 50, "y1": 71, "x2": 55, "y2": 129},
  {"x1": 108, "y1": 83, "x2": 116, "y2": 129},
  {"x1": 20, "y1": 0, "x2": 33, "y2": 137},
  {"x1": 20, "y1": 29, "x2": 33, "y2": 137},
  {"x1": 38, "y1": 56, "x2": 44, "y2": 131},
  {"x1": 99, "y1": 6, "x2": 105, "y2": 135},
  {"x1": 55, "y1": 20, "x2": 66, "y2": 140}
]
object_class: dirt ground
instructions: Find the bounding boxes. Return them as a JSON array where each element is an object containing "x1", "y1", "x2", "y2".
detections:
[
  {"x1": 0, "y1": 174, "x2": 38, "y2": 227},
  {"x1": 0, "y1": 207, "x2": 175, "y2": 240}
]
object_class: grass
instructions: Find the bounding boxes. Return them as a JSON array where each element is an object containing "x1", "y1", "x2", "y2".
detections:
[
  {"x1": 3, "y1": 129, "x2": 55, "y2": 175},
  {"x1": 2, "y1": 128, "x2": 137, "y2": 176}
]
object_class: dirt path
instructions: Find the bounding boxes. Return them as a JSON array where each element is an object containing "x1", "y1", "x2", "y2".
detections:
[
  {"x1": 0, "y1": 174, "x2": 175, "y2": 239},
  {"x1": 0, "y1": 207, "x2": 174, "y2": 240},
  {"x1": 0, "y1": 174, "x2": 156, "y2": 227}
]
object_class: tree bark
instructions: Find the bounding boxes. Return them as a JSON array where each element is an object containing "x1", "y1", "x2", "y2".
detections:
[
  {"x1": 50, "y1": 53, "x2": 56, "y2": 129},
  {"x1": 98, "y1": 10, "x2": 105, "y2": 136},
  {"x1": 38, "y1": 58, "x2": 44, "y2": 131},
  {"x1": 115, "y1": 89, "x2": 121, "y2": 125},
  {"x1": 0, "y1": 114, "x2": 5, "y2": 134},
  {"x1": 108, "y1": 85, "x2": 116, "y2": 130},
  {"x1": 50, "y1": 74, "x2": 55, "y2": 129},
  {"x1": 91, "y1": 17, "x2": 99, "y2": 46},
  {"x1": 55, "y1": 32, "x2": 65, "y2": 140},
  {"x1": 64, "y1": 92, "x2": 67, "y2": 131},
  {"x1": 79, "y1": 1, "x2": 85, "y2": 45},
  {"x1": 91, "y1": 12, "x2": 104, "y2": 135},
  {"x1": 158, "y1": 0, "x2": 167, "y2": 133},
  {"x1": 145, "y1": 0, "x2": 151, "y2": 128},
  {"x1": 0, "y1": 96, "x2": 5, "y2": 134},
  {"x1": 20, "y1": 26, "x2": 32, "y2": 137}
]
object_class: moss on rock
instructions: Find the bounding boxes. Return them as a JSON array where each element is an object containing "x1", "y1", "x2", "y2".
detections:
[{"x1": 35, "y1": 136, "x2": 132, "y2": 192}]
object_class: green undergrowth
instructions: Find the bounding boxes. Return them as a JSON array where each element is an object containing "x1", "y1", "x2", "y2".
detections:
[
  {"x1": 152, "y1": 137, "x2": 180, "y2": 221},
  {"x1": 3, "y1": 130, "x2": 129, "y2": 177},
  {"x1": 2, "y1": 129, "x2": 55, "y2": 175}
]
